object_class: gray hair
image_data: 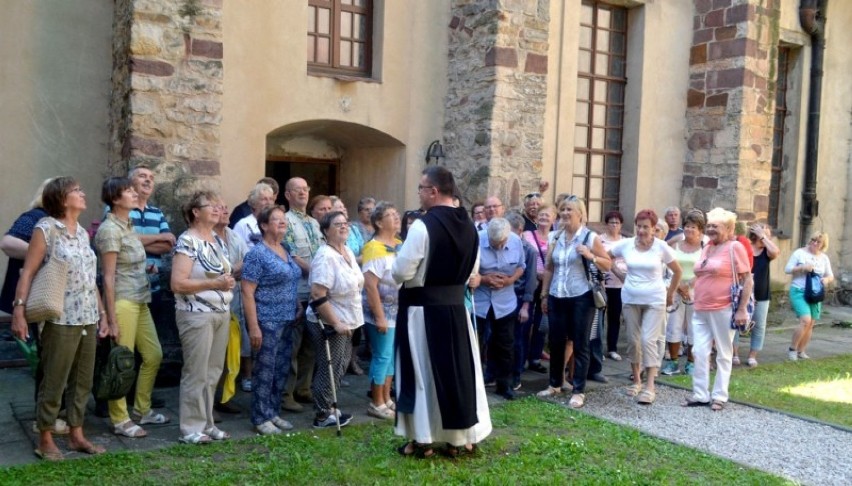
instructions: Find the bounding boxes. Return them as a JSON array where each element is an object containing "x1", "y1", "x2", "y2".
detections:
[
  {"x1": 706, "y1": 207, "x2": 737, "y2": 233},
  {"x1": 487, "y1": 217, "x2": 512, "y2": 243},
  {"x1": 664, "y1": 206, "x2": 681, "y2": 216},
  {"x1": 505, "y1": 212, "x2": 525, "y2": 233},
  {"x1": 357, "y1": 196, "x2": 376, "y2": 212},
  {"x1": 247, "y1": 182, "x2": 273, "y2": 210}
]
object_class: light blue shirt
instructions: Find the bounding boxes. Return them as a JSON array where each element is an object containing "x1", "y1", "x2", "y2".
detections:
[{"x1": 474, "y1": 231, "x2": 526, "y2": 319}]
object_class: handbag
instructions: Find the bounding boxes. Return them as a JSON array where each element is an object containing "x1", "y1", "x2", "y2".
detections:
[
  {"x1": 728, "y1": 243, "x2": 755, "y2": 332},
  {"x1": 25, "y1": 220, "x2": 68, "y2": 323},
  {"x1": 93, "y1": 341, "x2": 137, "y2": 401},
  {"x1": 804, "y1": 271, "x2": 825, "y2": 304},
  {"x1": 580, "y1": 230, "x2": 607, "y2": 310}
]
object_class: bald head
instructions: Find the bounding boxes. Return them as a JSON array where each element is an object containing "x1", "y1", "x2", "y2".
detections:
[{"x1": 284, "y1": 177, "x2": 310, "y2": 212}]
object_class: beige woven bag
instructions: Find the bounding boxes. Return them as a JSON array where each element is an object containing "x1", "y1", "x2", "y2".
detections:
[{"x1": 25, "y1": 220, "x2": 67, "y2": 323}]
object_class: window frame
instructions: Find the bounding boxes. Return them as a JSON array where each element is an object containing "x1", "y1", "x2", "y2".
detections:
[{"x1": 307, "y1": 0, "x2": 373, "y2": 78}]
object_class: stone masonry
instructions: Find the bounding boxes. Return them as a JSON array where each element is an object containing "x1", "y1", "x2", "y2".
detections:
[
  {"x1": 109, "y1": 0, "x2": 224, "y2": 231},
  {"x1": 682, "y1": 0, "x2": 779, "y2": 222},
  {"x1": 443, "y1": 0, "x2": 550, "y2": 208}
]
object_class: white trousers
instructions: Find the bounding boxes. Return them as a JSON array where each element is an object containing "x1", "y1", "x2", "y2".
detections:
[{"x1": 691, "y1": 308, "x2": 735, "y2": 403}]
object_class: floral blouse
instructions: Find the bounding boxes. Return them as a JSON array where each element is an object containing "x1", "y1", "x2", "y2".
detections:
[
  {"x1": 173, "y1": 232, "x2": 233, "y2": 313},
  {"x1": 361, "y1": 239, "x2": 402, "y2": 328},
  {"x1": 36, "y1": 218, "x2": 99, "y2": 326},
  {"x1": 307, "y1": 244, "x2": 364, "y2": 330}
]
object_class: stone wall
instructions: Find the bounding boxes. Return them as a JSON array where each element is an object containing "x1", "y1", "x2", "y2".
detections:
[
  {"x1": 109, "y1": 0, "x2": 224, "y2": 231},
  {"x1": 444, "y1": 0, "x2": 550, "y2": 208},
  {"x1": 682, "y1": 0, "x2": 779, "y2": 221}
]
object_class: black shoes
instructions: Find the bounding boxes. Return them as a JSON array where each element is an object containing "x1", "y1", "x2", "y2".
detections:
[
  {"x1": 214, "y1": 401, "x2": 241, "y2": 414},
  {"x1": 589, "y1": 373, "x2": 609, "y2": 383},
  {"x1": 495, "y1": 387, "x2": 516, "y2": 400},
  {"x1": 528, "y1": 363, "x2": 548, "y2": 373}
]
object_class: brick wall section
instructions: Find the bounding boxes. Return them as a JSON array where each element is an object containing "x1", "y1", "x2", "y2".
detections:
[
  {"x1": 682, "y1": 0, "x2": 779, "y2": 222},
  {"x1": 443, "y1": 0, "x2": 550, "y2": 208},
  {"x1": 109, "y1": 0, "x2": 224, "y2": 230}
]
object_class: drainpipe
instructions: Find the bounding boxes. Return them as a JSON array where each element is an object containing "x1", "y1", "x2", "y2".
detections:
[{"x1": 798, "y1": 0, "x2": 827, "y2": 245}]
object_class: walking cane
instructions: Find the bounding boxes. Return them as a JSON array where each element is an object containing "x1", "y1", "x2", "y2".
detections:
[{"x1": 309, "y1": 299, "x2": 343, "y2": 437}]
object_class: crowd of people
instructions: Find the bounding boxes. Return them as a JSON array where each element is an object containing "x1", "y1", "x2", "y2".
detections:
[{"x1": 0, "y1": 165, "x2": 835, "y2": 460}]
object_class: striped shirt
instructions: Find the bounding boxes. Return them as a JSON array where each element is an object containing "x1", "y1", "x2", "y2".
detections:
[{"x1": 130, "y1": 204, "x2": 172, "y2": 292}]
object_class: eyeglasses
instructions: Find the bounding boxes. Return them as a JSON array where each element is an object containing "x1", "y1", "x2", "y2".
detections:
[
  {"x1": 332, "y1": 221, "x2": 350, "y2": 229},
  {"x1": 417, "y1": 184, "x2": 435, "y2": 192},
  {"x1": 524, "y1": 192, "x2": 542, "y2": 201},
  {"x1": 485, "y1": 204, "x2": 503, "y2": 210},
  {"x1": 607, "y1": 221, "x2": 621, "y2": 226},
  {"x1": 473, "y1": 210, "x2": 485, "y2": 215},
  {"x1": 196, "y1": 204, "x2": 212, "y2": 209}
]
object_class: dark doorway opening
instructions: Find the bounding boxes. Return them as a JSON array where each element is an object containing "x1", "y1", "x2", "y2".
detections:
[{"x1": 266, "y1": 156, "x2": 340, "y2": 209}]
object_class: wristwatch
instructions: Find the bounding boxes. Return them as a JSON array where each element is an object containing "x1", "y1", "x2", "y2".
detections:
[{"x1": 12, "y1": 298, "x2": 25, "y2": 307}]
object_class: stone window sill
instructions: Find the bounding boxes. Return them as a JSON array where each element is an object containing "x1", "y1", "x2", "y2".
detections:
[{"x1": 308, "y1": 71, "x2": 381, "y2": 84}]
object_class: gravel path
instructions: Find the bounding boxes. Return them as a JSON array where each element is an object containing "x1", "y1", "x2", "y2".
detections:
[{"x1": 564, "y1": 384, "x2": 852, "y2": 485}]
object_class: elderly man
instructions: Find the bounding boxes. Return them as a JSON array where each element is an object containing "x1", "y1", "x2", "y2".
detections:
[
  {"x1": 282, "y1": 177, "x2": 322, "y2": 412},
  {"x1": 481, "y1": 196, "x2": 505, "y2": 229},
  {"x1": 664, "y1": 206, "x2": 683, "y2": 241},
  {"x1": 474, "y1": 217, "x2": 526, "y2": 400},
  {"x1": 505, "y1": 213, "x2": 537, "y2": 391},
  {"x1": 233, "y1": 183, "x2": 275, "y2": 250},
  {"x1": 392, "y1": 166, "x2": 491, "y2": 458},
  {"x1": 229, "y1": 177, "x2": 279, "y2": 229},
  {"x1": 521, "y1": 192, "x2": 543, "y2": 232},
  {"x1": 128, "y1": 165, "x2": 176, "y2": 293}
]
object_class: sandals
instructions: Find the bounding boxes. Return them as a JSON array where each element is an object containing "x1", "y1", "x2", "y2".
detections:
[
  {"x1": 367, "y1": 403, "x2": 395, "y2": 420},
  {"x1": 443, "y1": 443, "x2": 477, "y2": 459},
  {"x1": 179, "y1": 432, "x2": 212, "y2": 445},
  {"x1": 536, "y1": 386, "x2": 563, "y2": 398},
  {"x1": 132, "y1": 410, "x2": 170, "y2": 425},
  {"x1": 711, "y1": 400, "x2": 725, "y2": 411},
  {"x1": 386, "y1": 400, "x2": 396, "y2": 411},
  {"x1": 732, "y1": 355, "x2": 741, "y2": 366},
  {"x1": 397, "y1": 441, "x2": 435, "y2": 459},
  {"x1": 681, "y1": 398, "x2": 710, "y2": 407},
  {"x1": 34, "y1": 448, "x2": 64, "y2": 462},
  {"x1": 70, "y1": 442, "x2": 106, "y2": 455},
  {"x1": 625, "y1": 383, "x2": 642, "y2": 397},
  {"x1": 568, "y1": 393, "x2": 585, "y2": 409},
  {"x1": 204, "y1": 426, "x2": 231, "y2": 440},
  {"x1": 747, "y1": 357, "x2": 758, "y2": 368},
  {"x1": 114, "y1": 420, "x2": 148, "y2": 438},
  {"x1": 636, "y1": 389, "x2": 656, "y2": 405}
]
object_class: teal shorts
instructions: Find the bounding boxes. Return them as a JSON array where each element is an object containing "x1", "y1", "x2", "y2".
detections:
[{"x1": 789, "y1": 286, "x2": 821, "y2": 320}]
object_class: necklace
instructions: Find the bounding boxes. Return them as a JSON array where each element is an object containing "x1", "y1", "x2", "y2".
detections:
[{"x1": 699, "y1": 241, "x2": 727, "y2": 269}]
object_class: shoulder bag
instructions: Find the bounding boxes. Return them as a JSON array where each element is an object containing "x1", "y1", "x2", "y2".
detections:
[
  {"x1": 729, "y1": 242, "x2": 755, "y2": 332},
  {"x1": 25, "y1": 219, "x2": 68, "y2": 323},
  {"x1": 581, "y1": 230, "x2": 607, "y2": 310},
  {"x1": 804, "y1": 270, "x2": 825, "y2": 304}
]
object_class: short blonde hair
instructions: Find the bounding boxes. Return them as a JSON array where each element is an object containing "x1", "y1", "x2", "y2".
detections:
[
  {"x1": 29, "y1": 177, "x2": 55, "y2": 209},
  {"x1": 705, "y1": 207, "x2": 737, "y2": 233},
  {"x1": 809, "y1": 231, "x2": 830, "y2": 251},
  {"x1": 557, "y1": 196, "x2": 586, "y2": 223}
]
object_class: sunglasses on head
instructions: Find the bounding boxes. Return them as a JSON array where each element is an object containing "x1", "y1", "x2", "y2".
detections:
[{"x1": 524, "y1": 192, "x2": 542, "y2": 201}]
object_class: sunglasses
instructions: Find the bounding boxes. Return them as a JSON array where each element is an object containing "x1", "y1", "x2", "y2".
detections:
[{"x1": 524, "y1": 192, "x2": 542, "y2": 201}]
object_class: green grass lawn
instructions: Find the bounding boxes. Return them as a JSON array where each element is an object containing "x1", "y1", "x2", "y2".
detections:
[
  {"x1": 1, "y1": 399, "x2": 787, "y2": 485},
  {"x1": 661, "y1": 354, "x2": 852, "y2": 428}
]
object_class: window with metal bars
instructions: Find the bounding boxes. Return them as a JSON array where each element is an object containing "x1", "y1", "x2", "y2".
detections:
[
  {"x1": 307, "y1": 0, "x2": 372, "y2": 77},
  {"x1": 572, "y1": 0, "x2": 627, "y2": 223},
  {"x1": 768, "y1": 47, "x2": 790, "y2": 229}
]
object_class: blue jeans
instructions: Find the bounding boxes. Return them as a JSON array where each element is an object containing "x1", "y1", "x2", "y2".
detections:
[
  {"x1": 513, "y1": 297, "x2": 531, "y2": 381},
  {"x1": 365, "y1": 323, "x2": 395, "y2": 385},
  {"x1": 735, "y1": 299, "x2": 769, "y2": 352},
  {"x1": 251, "y1": 320, "x2": 295, "y2": 425},
  {"x1": 548, "y1": 291, "x2": 595, "y2": 393}
]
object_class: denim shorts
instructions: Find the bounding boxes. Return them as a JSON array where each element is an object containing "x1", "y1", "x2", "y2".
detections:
[{"x1": 789, "y1": 286, "x2": 821, "y2": 320}]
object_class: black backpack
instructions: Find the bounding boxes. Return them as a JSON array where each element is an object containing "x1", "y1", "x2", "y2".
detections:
[
  {"x1": 93, "y1": 342, "x2": 137, "y2": 401},
  {"x1": 804, "y1": 271, "x2": 825, "y2": 304}
]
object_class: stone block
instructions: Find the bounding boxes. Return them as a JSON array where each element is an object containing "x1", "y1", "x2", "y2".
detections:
[
  {"x1": 712, "y1": 0, "x2": 732, "y2": 9},
  {"x1": 524, "y1": 53, "x2": 548, "y2": 74},
  {"x1": 690, "y1": 44, "x2": 707, "y2": 65},
  {"x1": 687, "y1": 131, "x2": 713, "y2": 150},
  {"x1": 693, "y1": 28, "x2": 714, "y2": 44},
  {"x1": 449, "y1": 16, "x2": 460, "y2": 29},
  {"x1": 191, "y1": 39, "x2": 223, "y2": 59},
  {"x1": 726, "y1": 4, "x2": 754, "y2": 24},
  {"x1": 706, "y1": 92, "x2": 728, "y2": 108},
  {"x1": 687, "y1": 89, "x2": 705, "y2": 108},
  {"x1": 124, "y1": 135, "x2": 166, "y2": 158},
  {"x1": 753, "y1": 194, "x2": 770, "y2": 213},
  {"x1": 696, "y1": 0, "x2": 712, "y2": 14},
  {"x1": 682, "y1": 175, "x2": 695, "y2": 188},
  {"x1": 485, "y1": 47, "x2": 518, "y2": 68},
  {"x1": 708, "y1": 38, "x2": 757, "y2": 61},
  {"x1": 131, "y1": 58, "x2": 175, "y2": 77},
  {"x1": 714, "y1": 25, "x2": 738, "y2": 41},
  {"x1": 696, "y1": 177, "x2": 719, "y2": 189},
  {"x1": 704, "y1": 9, "x2": 725, "y2": 28},
  {"x1": 186, "y1": 159, "x2": 220, "y2": 176},
  {"x1": 707, "y1": 67, "x2": 744, "y2": 89}
]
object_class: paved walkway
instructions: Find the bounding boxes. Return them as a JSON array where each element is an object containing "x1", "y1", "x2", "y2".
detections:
[{"x1": 1, "y1": 305, "x2": 851, "y2": 481}]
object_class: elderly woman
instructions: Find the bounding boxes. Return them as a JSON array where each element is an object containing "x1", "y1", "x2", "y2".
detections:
[
  {"x1": 474, "y1": 217, "x2": 527, "y2": 400},
  {"x1": 95, "y1": 177, "x2": 168, "y2": 438},
  {"x1": 11, "y1": 177, "x2": 111, "y2": 460},
  {"x1": 683, "y1": 208, "x2": 752, "y2": 411},
  {"x1": 330, "y1": 196, "x2": 365, "y2": 258},
  {"x1": 732, "y1": 223, "x2": 779, "y2": 367},
  {"x1": 662, "y1": 210, "x2": 705, "y2": 376},
  {"x1": 600, "y1": 210, "x2": 626, "y2": 361},
  {"x1": 361, "y1": 202, "x2": 402, "y2": 419},
  {"x1": 241, "y1": 206, "x2": 301, "y2": 434},
  {"x1": 213, "y1": 200, "x2": 248, "y2": 413},
  {"x1": 171, "y1": 190, "x2": 235, "y2": 444},
  {"x1": 537, "y1": 196, "x2": 611, "y2": 409},
  {"x1": 785, "y1": 231, "x2": 833, "y2": 361},
  {"x1": 354, "y1": 196, "x2": 376, "y2": 242},
  {"x1": 233, "y1": 182, "x2": 275, "y2": 250},
  {"x1": 609, "y1": 210, "x2": 681, "y2": 405},
  {"x1": 307, "y1": 211, "x2": 364, "y2": 428},
  {"x1": 522, "y1": 204, "x2": 555, "y2": 373}
]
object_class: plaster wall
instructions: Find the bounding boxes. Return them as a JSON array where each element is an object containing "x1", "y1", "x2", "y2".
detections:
[
  {"x1": 0, "y1": 0, "x2": 112, "y2": 292},
  {"x1": 220, "y1": 0, "x2": 449, "y2": 212}
]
